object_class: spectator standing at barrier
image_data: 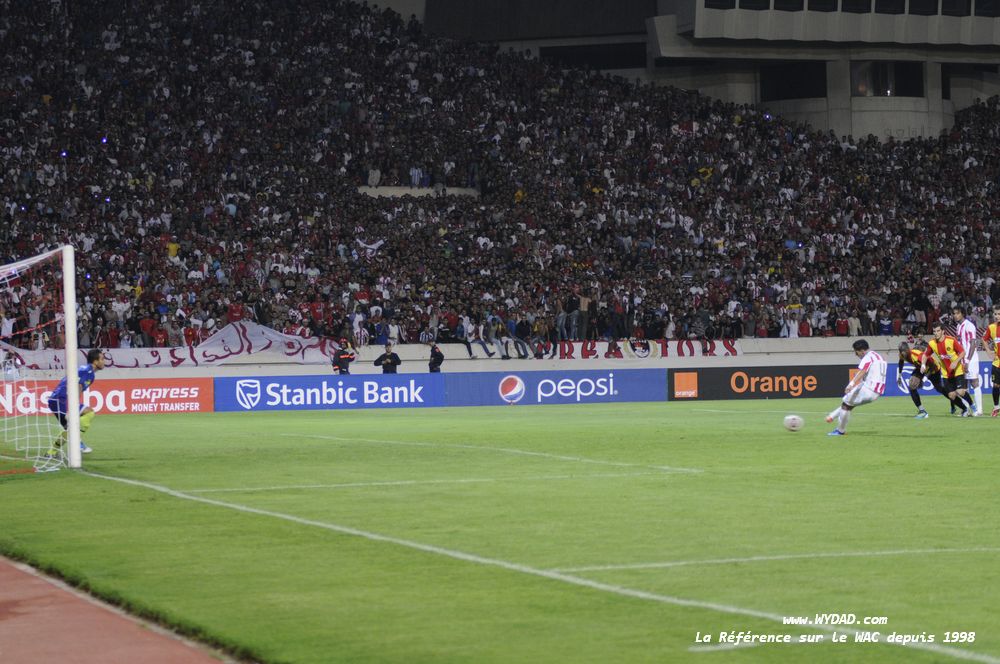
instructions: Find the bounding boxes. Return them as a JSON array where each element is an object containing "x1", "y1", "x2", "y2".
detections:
[
  {"x1": 374, "y1": 342, "x2": 402, "y2": 374},
  {"x1": 566, "y1": 291, "x2": 580, "y2": 340},
  {"x1": 428, "y1": 343, "x2": 444, "y2": 373},
  {"x1": 1, "y1": 308, "x2": 16, "y2": 340},
  {"x1": 333, "y1": 338, "x2": 356, "y2": 375},
  {"x1": 577, "y1": 289, "x2": 591, "y2": 341}
]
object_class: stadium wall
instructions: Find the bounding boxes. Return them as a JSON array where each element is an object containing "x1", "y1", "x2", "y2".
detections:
[
  {"x1": 647, "y1": 14, "x2": 999, "y2": 139},
  {"x1": 91, "y1": 335, "x2": 989, "y2": 379},
  {"x1": 5, "y1": 338, "x2": 989, "y2": 416}
]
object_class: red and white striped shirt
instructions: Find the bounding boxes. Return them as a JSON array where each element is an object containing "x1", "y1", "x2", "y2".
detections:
[
  {"x1": 956, "y1": 318, "x2": 979, "y2": 362},
  {"x1": 858, "y1": 350, "x2": 887, "y2": 394}
]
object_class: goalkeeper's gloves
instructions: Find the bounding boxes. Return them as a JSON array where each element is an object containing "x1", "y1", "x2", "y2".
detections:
[{"x1": 896, "y1": 375, "x2": 907, "y2": 391}]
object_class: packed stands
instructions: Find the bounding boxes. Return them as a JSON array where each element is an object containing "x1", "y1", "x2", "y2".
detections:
[{"x1": 2, "y1": 0, "x2": 1000, "y2": 351}]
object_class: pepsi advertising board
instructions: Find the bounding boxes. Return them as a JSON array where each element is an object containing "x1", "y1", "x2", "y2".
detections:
[
  {"x1": 214, "y1": 369, "x2": 668, "y2": 412},
  {"x1": 445, "y1": 369, "x2": 666, "y2": 407}
]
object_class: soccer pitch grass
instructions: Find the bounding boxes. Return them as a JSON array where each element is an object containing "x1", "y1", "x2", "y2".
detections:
[{"x1": 1, "y1": 398, "x2": 999, "y2": 664}]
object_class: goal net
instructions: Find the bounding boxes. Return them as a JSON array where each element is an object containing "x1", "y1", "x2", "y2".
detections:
[
  {"x1": 0, "y1": 246, "x2": 82, "y2": 473},
  {"x1": 0, "y1": 356, "x2": 66, "y2": 472}
]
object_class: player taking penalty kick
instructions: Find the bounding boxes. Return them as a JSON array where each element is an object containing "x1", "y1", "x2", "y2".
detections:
[
  {"x1": 46, "y1": 349, "x2": 106, "y2": 456},
  {"x1": 826, "y1": 339, "x2": 887, "y2": 436}
]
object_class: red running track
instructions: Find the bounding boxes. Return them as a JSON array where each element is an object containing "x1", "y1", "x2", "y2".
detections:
[{"x1": 0, "y1": 558, "x2": 229, "y2": 663}]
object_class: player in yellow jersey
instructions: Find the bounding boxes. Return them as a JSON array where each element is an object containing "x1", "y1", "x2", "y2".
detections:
[
  {"x1": 921, "y1": 322, "x2": 976, "y2": 416},
  {"x1": 896, "y1": 340, "x2": 949, "y2": 418},
  {"x1": 981, "y1": 307, "x2": 1000, "y2": 417}
]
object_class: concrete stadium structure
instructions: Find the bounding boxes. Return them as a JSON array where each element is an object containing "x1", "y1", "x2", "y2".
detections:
[{"x1": 358, "y1": 0, "x2": 1000, "y2": 139}]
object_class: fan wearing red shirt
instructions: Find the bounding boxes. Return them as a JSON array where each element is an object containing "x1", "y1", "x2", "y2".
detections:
[
  {"x1": 798, "y1": 317, "x2": 812, "y2": 338},
  {"x1": 151, "y1": 325, "x2": 168, "y2": 347},
  {"x1": 834, "y1": 314, "x2": 849, "y2": 336},
  {"x1": 138, "y1": 312, "x2": 157, "y2": 345},
  {"x1": 309, "y1": 298, "x2": 325, "y2": 322},
  {"x1": 227, "y1": 301, "x2": 246, "y2": 323},
  {"x1": 183, "y1": 323, "x2": 199, "y2": 346},
  {"x1": 107, "y1": 324, "x2": 120, "y2": 348}
]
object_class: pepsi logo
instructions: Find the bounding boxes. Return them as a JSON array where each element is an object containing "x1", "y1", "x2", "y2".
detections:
[{"x1": 498, "y1": 375, "x2": 526, "y2": 404}]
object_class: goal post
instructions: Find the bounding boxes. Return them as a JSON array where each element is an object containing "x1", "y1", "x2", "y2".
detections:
[
  {"x1": 62, "y1": 246, "x2": 81, "y2": 469},
  {"x1": 0, "y1": 245, "x2": 81, "y2": 472}
]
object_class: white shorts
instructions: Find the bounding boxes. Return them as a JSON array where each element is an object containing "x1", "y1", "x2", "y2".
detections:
[
  {"x1": 844, "y1": 384, "x2": 881, "y2": 407},
  {"x1": 967, "y1": 355, "x2": 981, "y2": 384}
]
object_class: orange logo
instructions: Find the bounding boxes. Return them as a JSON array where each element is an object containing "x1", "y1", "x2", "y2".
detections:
[
  {"x1": 729, "y1": 371, "x2": 817, "y2": 397},
  {"x1": 674, "y1": 372, "x2": 699, "y2": 399}
]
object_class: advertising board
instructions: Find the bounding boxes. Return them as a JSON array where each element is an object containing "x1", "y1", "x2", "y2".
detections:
[
  {"x1": 0, "y1": 378, "x2": 215, "y2": 416},
  {"x1": 214, "y1": 369, "x2": 668, "y2": 412},
  {"x1": 669, "y1": 366, "x2": 855, "y2": 401}
]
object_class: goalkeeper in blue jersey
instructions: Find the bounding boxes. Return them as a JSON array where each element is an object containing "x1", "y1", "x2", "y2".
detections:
[{"x1": 47, "y1": 349, "x2": 106, "y2": 455}]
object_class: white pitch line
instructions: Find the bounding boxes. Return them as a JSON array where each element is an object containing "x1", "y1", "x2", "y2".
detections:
[
  {"x1": 282, "y1": 433, "x2": 702, "y2": 474},
  {"x1": 186, "y1": 471, "x2": 665, "y2": 494},
  {"x1": 693, "y1": 408, "x2": 834, "y2": 415},
  {"x1": 692, "y1": 408, "x2": 931, "y2": 419},
  {"x1": 81, "y1": 471, "x2": 1000, "y2": 664},
  {"x1": 553, "y1": 547, "x2": 1000, "y2": 573}
]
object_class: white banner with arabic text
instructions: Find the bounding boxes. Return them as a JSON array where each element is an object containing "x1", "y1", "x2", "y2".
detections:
[{"x1": 0, "y1": 322, "x2": 339, "y2": 370}]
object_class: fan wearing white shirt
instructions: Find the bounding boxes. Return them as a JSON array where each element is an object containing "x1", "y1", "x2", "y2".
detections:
[
  {"x1": 952, "y1": 306, "x2": 982, "y2": 416},
  {"x1": 826, "y1": 339, "x2": 887, "y2": 436}
]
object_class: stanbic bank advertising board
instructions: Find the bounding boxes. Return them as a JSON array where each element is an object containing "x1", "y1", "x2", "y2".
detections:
[{"x1": 214, "y1": 370, "x2": 668, "y2": 412}]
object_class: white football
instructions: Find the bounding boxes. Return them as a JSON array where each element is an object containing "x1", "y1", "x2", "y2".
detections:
[{"x1": 783, "y1": 414, "x2": 804, "y2": 432}]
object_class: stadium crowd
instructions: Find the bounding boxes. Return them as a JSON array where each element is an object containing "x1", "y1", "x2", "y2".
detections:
[{"x1": 2, "y1": 0, "x2": 1000, "y2": 354}]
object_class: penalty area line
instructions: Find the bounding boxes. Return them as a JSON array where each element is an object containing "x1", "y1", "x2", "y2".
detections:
[
  {"x1": 692, "y1": 409, "x2": 916, "y2": 418},
  {"x1": 186, "y1": 471, "x2": 667, "y2": 494},
  {"x1": 553, "y1": 547, "x2": 1000, "y2": 573},
  {"x1": 282, "y1": 433, "x2": 703, "y2": 474},
  {"x1": 81, "y1": 470, "x2": 1000, "y2": 664}
]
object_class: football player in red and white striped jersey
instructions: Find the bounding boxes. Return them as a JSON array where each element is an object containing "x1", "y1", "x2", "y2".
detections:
[
  {"x1": 826, "y1": 339, "x2": 887, "y2": 436},
  {"x1": 953, "y1": 306, "x2": 982, "y2": 416}
]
